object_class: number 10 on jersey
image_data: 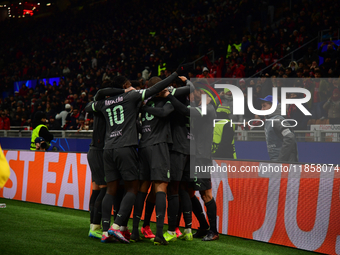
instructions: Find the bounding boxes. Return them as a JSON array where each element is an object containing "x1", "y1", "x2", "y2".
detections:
[{"x1": 106, "y1": 105, "x2": 124, "y2": 126}]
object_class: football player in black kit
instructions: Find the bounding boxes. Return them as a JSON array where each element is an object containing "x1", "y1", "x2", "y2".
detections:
[
  {"x1": 162, "y1": 77, "x2": 220, "y2": 241},
  {"x1": 85, "y1": 64, "x2": 191, "y2": 244}
]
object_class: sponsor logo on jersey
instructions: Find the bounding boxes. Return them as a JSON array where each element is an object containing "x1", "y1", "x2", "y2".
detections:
[
  {"x1": 187, "y1": 132, "x2": 194, "y2": 140},
  {"x1": 110, "y1": 129, "x2": 123, "y2": 137},
  {"x1": 142, "y1": 125, "x2": 151, "y2": 133}
]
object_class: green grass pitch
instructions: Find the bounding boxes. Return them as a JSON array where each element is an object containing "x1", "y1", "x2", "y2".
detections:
[{"x1": 0, "y1": 198, "x2": 319, "y2": 255}]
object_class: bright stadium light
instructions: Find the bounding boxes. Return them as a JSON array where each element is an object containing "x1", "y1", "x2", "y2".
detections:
[
  {"x1": 46, "y1": 3, "x2": 51, "y2": 6},
  {"x1": 19, "y1": 2, "x2": 22, "y2": 5},
  {"x1": 9, "y1": 15, "x2": 11, "y2": 17}
]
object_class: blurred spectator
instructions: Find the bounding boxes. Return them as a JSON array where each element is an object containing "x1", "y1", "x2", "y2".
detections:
[
  {"x1": 323, "y1": 88, "x2": 340, "y2": 124},
  {"x1": 11, "y1": 114, "x2": 21, "y2": 126},
  {"x1": 45, "y1": 102, "x2": 55, "y2": 120},
  {"x1": 66, "y1": 108, "x2": 80, "y2": 130},
  {"x1": 303, "y1": 47, "x2": 319, "y2": 65},
  {"x1": 48, "y1": 116, "x2": 61, "y2": 130},
  {"x1": 19, "y1": 84, "x2": 29, "y2": 97},
  {"x1": 55, "y1": 104, "x2": 71, "y2": 129},
  {"x1": 77, "y1": 116, "x2": 86, "y2": 131},
  {"x1": 260, "y1": 46, "x2": 273, "y2": 66},
  {"x1": 318, "y1": 42, "x2": 338, "y2": 63},
  {"x1": 0, "y1": 112, "x2": 10, "y2": 130},
  {"x1": 197, "y1": 67, "x2": 214, "y2": 78}
]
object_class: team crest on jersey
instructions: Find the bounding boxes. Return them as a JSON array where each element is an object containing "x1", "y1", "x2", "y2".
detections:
[{"x1": 105, "y1": 96, "x2": 123, "y2": 106}]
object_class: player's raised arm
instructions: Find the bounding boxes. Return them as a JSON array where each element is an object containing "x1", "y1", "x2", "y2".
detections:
[
  {"x1": 141, "y1": 63, "x2": 192, "y2": 100},
  {"x1": 142, "y1": 101, "x2": 174, "y2": 118},
  {"x1": 171, "y1": 77, "x2": 195, "y2": 97},
  {"x1": 165, "y1": 91, "x2": 206, "y2": 118}
]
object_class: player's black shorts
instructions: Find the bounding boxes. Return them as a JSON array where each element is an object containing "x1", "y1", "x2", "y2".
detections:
[
  {"x1": 191, "y1": 157, "x2": 212, "y2": 191},
  {"x1": 103, "y1": 146, "x2": 139, "y2": 183},
  {"x1": 139, "y1": 143, "x2": 170, "y2": 182},
  {"x1": 87, "y1": 147, "x2": 106, "y2": 186},
  {"x1": 170, "y1": 151, "x2": 190, "y2": 182}
]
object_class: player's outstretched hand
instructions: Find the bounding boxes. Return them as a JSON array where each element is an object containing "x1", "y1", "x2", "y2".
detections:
[
  {"x1": 178, "y1": 76, "x2": 187, "y2": 83},
  {"x1": 159, "y1": 89, "x2": 170, "y2": 98},
  {"x1": 125, "y1": 86, "x2": 136, "y2": 93}
]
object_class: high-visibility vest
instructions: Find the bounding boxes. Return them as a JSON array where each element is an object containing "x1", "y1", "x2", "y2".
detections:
[
  {"x1": 212, "y1": 106, "x2": 237, "y2": 159},
  {"x1": 158, "y1": 63, "x2": 167, "y2": 76},
  {"x1": 30, "y1": 124, "x2": 50, "y2": 151},
  {"x1": 226, "y1": 43, "x2": 242, "y2": 57}
]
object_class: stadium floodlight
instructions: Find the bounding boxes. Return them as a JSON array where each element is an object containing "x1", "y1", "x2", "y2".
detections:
[
  {"x1": 38, "y1": 3, "x2": 40, "y2": 5},
  {"x1": 8, "y1": 15, "x2": 11, "y2": 17},
  {"x1": 47, "y1": 3, "x2": 51, "y2": 6},
  {"x1": 19, "y1": 2, "x2": 21, "y2": 5}
]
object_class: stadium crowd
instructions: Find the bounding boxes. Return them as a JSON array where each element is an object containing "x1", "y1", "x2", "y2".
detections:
[
  {"x1": 1, "y1": 0, "x2": 340, "y2": 130},
  {"x1": 0, "y1": 0, "x2": 338, "y2": 248}
]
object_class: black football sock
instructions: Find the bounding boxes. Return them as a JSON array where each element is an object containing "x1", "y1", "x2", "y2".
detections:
[
  {"x1": 114, "y1": 192, "x2": 136, "y2": 227},
  {"x1": 113, "y1": 188, "x2": 124, "y2": 221},
  {"x1": 101, "y1": 193, "x2": 114, "y2": 232},
  {"x1": 176, "y1": 201, "x2": 182, "y2": 228},
  {"x1": 142, "y1": 200, "x2": 155, "y2": 228},
  {"x1": 205, "y1": 198, "x2": 217, "y2": 233},
  {"x1": 89, "y1": 189, "x2": 100, "y2": 224},
  {"x1": 179, "y1": 189, "x2": 192, "y2": 229},
  {"x1": 122, "y1": 206, "x2": 132, "y2": 228},
  {"x1": 132, "y1": 192, "x2": 147, "y2": 236},
  {"x1": 93, "y1": 187, "x2": 107, "y2": 225},
  {"x1": 167, "y1": 194, "x2": 179, "y2": 232},
  {"x1": 155, "y1": 192, "x2": 166, "y2": 238},
  {"x1": 191, "y1": 196, "x2": 209, "y2": 230}
]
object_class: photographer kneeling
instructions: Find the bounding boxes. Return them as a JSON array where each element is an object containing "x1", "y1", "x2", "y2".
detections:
[{"x1": 30, "y1": 111, "x2": 54, "y2": 151}]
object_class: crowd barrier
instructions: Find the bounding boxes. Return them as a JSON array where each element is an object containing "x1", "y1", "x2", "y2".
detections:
[{"x1": 1, "y1": 150, "x2": 339, "y2": 254}]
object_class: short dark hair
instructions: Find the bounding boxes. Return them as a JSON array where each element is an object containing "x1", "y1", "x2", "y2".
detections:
[
  {"x1": 148, "y1": 77, "x2": 162, "y2": 88},
  {"x1": 130, "y1": 80, "x2": 140, "y2": 88},
  {"x1": 112, "y1": 76, "x2": 128, "y2": 89}
]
